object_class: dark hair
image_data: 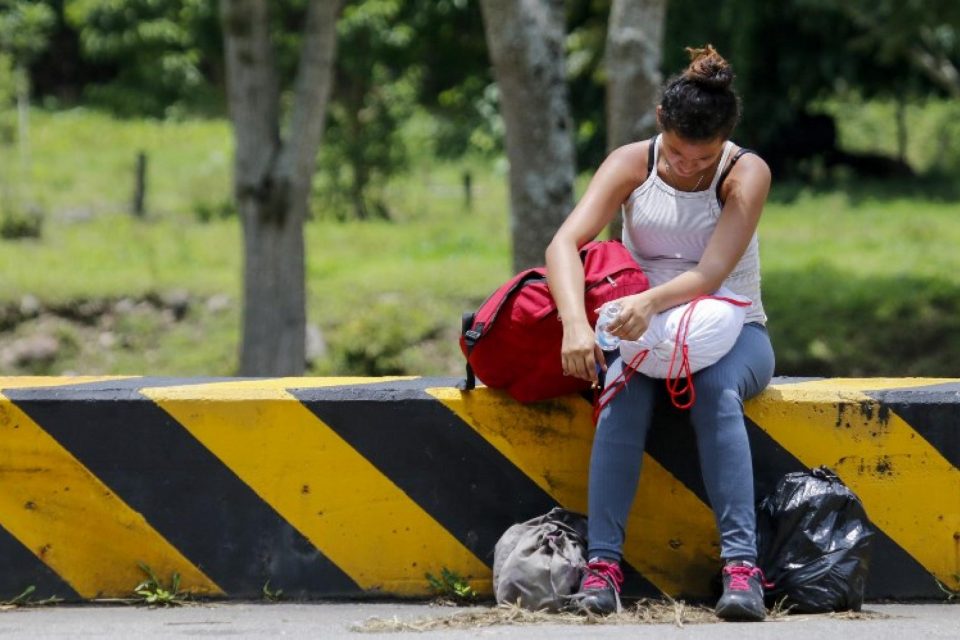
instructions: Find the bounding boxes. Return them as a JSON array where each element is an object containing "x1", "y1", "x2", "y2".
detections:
[{"x1": 658, "y1": 45, "x2": 741, "y2": 141}]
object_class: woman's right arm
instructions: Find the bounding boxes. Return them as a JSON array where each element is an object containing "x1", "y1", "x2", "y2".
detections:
[{"x1": 545, "y1": 142, "x2": 648, "y2": 384}]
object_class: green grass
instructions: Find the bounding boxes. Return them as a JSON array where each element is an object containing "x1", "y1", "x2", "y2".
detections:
[
  {"x1": 7, "y1": 108, "x2": 233, "y2": 217},
  {"x1": 761, "y1": 187, "x2": 960, "y2": 281},
  {"x1": 1, "y1": 106, "x2": 959, "y2": 377},
  {"x1": 759, "y1": 187, "x2": 960, "y2": 376}
]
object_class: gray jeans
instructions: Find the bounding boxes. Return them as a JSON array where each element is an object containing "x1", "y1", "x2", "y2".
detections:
[{"x1": 587, "y1": 322, "x2": 775, "y2": 562}]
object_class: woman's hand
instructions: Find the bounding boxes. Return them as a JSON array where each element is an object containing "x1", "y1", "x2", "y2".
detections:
[
  {"x1": 600, "y1": 293, "x2": 656, "y2": 342},
  {"x1": 561, "y1": 318, "x2": 604, "y2": 384}
]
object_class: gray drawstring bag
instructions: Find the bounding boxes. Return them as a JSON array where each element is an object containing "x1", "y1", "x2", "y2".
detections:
[{"x1": 492, "y1": 507, "x2": 588, "y2": 612}]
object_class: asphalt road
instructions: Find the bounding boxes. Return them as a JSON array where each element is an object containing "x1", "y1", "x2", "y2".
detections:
[{"x1": 1, "y1": 602, "x2": 957, "y2": 639}]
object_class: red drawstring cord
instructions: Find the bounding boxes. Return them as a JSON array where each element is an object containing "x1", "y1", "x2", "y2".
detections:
[
  {"x1": 592, "y1": 348, "x2": 649, "y2": 424},
  {"x1": 592, "y1": 295, "x2": 751, "y2": 423}
]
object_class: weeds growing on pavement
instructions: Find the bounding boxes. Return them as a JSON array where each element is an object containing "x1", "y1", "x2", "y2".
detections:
[
  {"x1": 133, "y1": 563, "x2": 188, "y2": 607},
  {"x1": 425, "y1": 568, "x2": 478, "y2": 605},
  {"x1": 262, "y1": 580, "x2": 284, "y2": 602},
  {"x1": 934, "y1": 574, "x2": 960, "y2": 600},
  {"x1": 0, "y1": 585, "x2": 63, "y2": 609}
]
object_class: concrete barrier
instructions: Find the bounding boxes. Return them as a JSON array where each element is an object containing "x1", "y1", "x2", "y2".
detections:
[{"x1": 0, "y1": 376, "x2": 957, "y2": 603}]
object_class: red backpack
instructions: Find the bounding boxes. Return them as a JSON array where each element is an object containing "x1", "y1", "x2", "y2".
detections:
[{"x1": 459, "y1": 240, "x2": 649, "y2": 403}]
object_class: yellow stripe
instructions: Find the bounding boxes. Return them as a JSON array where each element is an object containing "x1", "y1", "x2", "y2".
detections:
[
  {"x1": 0, "y1": 378, "x2": 222, "y2": 598},
  {"x1": 0, "y1": 376, "x2": 136, "y2": 390},
  {"x1": 771, "y1": 377, "x2": 958, "y2": 393},
  {"x1": 143, "y1": 377, "x2": 490, "y2": 595},
  {"x1": 427, "y1": 386, "x2": 721, "y2": 597},
  {"x1": 746, "y1": 379, "x2": 960, "y2": 591}
]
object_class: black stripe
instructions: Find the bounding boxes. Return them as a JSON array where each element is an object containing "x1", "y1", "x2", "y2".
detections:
[
  {"x1": 6, "y1": 383, "x2": 360, "y2": 599},
  {"x1": 637, "y1": 390, "x2": 711, "y2": 502},
  {"x1": 293, "y1": 381, "x2": 663, "y2": 598},
  {"x1": 0, "y1": 523, "x2": 80, "y2": 602},
  {"x1": 865, "y1": 384, "x2": 960, "y2": 470}
]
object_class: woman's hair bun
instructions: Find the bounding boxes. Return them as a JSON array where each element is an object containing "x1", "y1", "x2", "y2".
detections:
[{"x1": 682, "y1": 44, "x2": 733, "y2": 90}]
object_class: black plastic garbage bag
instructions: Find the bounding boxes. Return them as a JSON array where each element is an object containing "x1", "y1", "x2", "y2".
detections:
[{"x1": 757, "y1": 466, "x2": 874, "y2": 613}]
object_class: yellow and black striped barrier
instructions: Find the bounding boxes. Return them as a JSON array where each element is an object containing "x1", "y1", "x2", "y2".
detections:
[{"x1": 1, "y1": 376, "x2": 957, "y2": 602}]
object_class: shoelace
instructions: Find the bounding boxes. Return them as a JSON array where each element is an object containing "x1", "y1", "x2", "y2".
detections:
[
  {"x1": 582, "y1": 560, "x2": 625, "y2": 592},
  {"x1": 724, "y1": 564, "x2": 774, "y2": 592}
]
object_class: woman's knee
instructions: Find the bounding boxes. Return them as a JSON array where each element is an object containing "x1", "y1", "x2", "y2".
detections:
[{"x1": 690, "y1": 376, "x2": 743, "y2": 420}]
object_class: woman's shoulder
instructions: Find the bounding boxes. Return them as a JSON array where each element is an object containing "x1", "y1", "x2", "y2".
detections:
[
  {"x1": 719, "y1": 143, "x2": 772, "y2": 205},
  {"x1": 604, "y1": 139, "x2": 654, "y2": 185},
  {"x1": 727, "y1": 143, "x2": 770, "y2": 176}
]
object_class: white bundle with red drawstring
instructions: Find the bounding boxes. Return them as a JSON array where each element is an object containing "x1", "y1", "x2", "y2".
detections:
[
  {"x1": 593, "y1": 288, "x2": 751, "y2": 421},
  {"x1": 619, "y1": 287, "x2": 752, "y2": 379}
]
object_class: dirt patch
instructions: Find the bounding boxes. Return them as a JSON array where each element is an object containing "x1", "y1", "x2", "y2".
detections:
[{"x1": 0, "y1": 292, "x2": 232, "y2": 375}]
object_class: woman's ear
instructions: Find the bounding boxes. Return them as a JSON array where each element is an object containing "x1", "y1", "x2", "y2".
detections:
[{"x1": 655, "y1": 105, "x2": 664, "y2": 130}]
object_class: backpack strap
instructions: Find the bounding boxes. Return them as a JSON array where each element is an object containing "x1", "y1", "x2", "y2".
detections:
[
  {"x1": 646, "y1": 135, "x2": 658, "y2": 178},
  {"x1": 458, "y1": 269, "x2": 546, "y2": 392},
  {"x1": 715, "y1": 147, "x2": 756, "y2": 207},
  {"x1": 459, "y1": 311, "x2": 478, "y2": 391}
]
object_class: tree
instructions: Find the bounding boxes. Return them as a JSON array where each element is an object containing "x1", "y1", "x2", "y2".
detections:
[
  {"x1": 604, "y1": 0, "x2": 666, "y2": 151},
  {"x1": 603, "y1": 0, "x2": 666, "y2": 239},
  {"x1": 220, "y1": 0, "x2": 341, "y2": 375},
  {"x1": 318, "y1": 0, "x2": 417, "y2": 221},
  {"x1": 478, "y1": 0, "x2": 575, "y2": 272},
  {"x1": 799, "y1": 0, "x2": 960, "y2": 99},
  {"x1": 65, "y1": 0, "x2": 222, "y2": 117},
  {"x1": 0, "y1": 0, "x2": 55, "y2": 156}
]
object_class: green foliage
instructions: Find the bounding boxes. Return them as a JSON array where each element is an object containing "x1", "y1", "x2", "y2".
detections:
[
  {"x1": 329, "y1": 297, "x2": 441, "y2": 375},
  {"x1": 1, "y1": 585, "x2": 36, "y2": 606},
  {"x1": 0, "y1": 0, "x2": 56, "y2": 63},
  {"x1": 261, "y1": 580, "x2": 284, "y2": 602},
  {"x1": 0, "y1": 584, "x2": 63, "y2": 607},
  {"x1": 566, "y1": 0, "x2": 611, "y2": 169},
  {"x1": 0, "y1": 52, "x2": 14, "y2": 142},
  {"x1": 318, "y1": 0, "x2": 419, "y2": 220},
  {"x1": 402, "y1": 0, "x2": 497, "y2": 158},
  {"x1": 193, "y1": 197, "x2": 235, "y2": 224},
  {"x1": 425, "y1": 568, "x2": 477, "y2": 604},
  {"x1": 764, "y1": 267, "x2": 960, "y2": 377},
  {"x1": 64, "y1": 0, "x2": 221, "y2": 117},
  {"x1": 816, "y1": 96, "x2": 960, "y2": 175},
  {"x1": 0, "y1": 200, "x2": 44, "y2": 240},
  {"x1": 661, "y1": 0, "x2": 960, "y2": 163},
  {"x1": 796, "y1": 0, "x2": 960, "y2": 96},
  {"x1": 134, "y1": 562, "x2": 186, "y2": 607},
  {"x1": 0, "y1": 1, "x2": 55, "y2": 147}
]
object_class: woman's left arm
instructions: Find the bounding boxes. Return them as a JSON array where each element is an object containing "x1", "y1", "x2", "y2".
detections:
[{"x1": 608, "y1": 154, "x2": 772, "y2": 341}]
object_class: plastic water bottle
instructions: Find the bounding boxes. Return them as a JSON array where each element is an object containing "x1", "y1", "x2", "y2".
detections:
[{"x1": 595, "y1": 301, "x2": 623, "y2": 351}]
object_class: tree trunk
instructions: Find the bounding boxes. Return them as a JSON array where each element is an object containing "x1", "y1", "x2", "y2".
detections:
[
  {"x1": 221, "y1": 0, "x2": 341, "y2": 375},
  {"x1": 478, "y1": 0, "x2": 576, "y2": 273},
  {"x1": 604, "y1": 0, "x2": 666, "y2": 240}
]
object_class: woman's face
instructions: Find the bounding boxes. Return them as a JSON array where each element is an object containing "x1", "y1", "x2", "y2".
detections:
[{"x1": 659, "y1": 130, "x2": 726, "y2": 178}]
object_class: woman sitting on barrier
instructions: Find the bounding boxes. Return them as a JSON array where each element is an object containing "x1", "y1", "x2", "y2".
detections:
[{"x1": 544, "y1": 44, "x2": 775, "y2": 621}]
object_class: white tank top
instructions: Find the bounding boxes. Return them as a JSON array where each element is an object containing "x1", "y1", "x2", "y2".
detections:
[{"x1": 621, "y1": 135, "x2": 767, "y2": 325}]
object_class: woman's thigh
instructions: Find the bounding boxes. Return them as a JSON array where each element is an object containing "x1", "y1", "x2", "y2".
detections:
[{"x1": 693, "y1": 322, "x2": 775, "y2": 401}]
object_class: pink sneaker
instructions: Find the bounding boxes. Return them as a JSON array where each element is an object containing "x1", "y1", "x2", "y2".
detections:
[
  {"x1": 715, "y1": 560, "x2": 771, "y2": 621},
  {"x1": 573, "y1": 558, "x2": 624, "y2": 614}
]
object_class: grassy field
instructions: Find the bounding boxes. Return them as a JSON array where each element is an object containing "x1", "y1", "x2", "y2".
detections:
[{"x1": 1, "y1": 106, "x2": 958, "y2": 378}]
